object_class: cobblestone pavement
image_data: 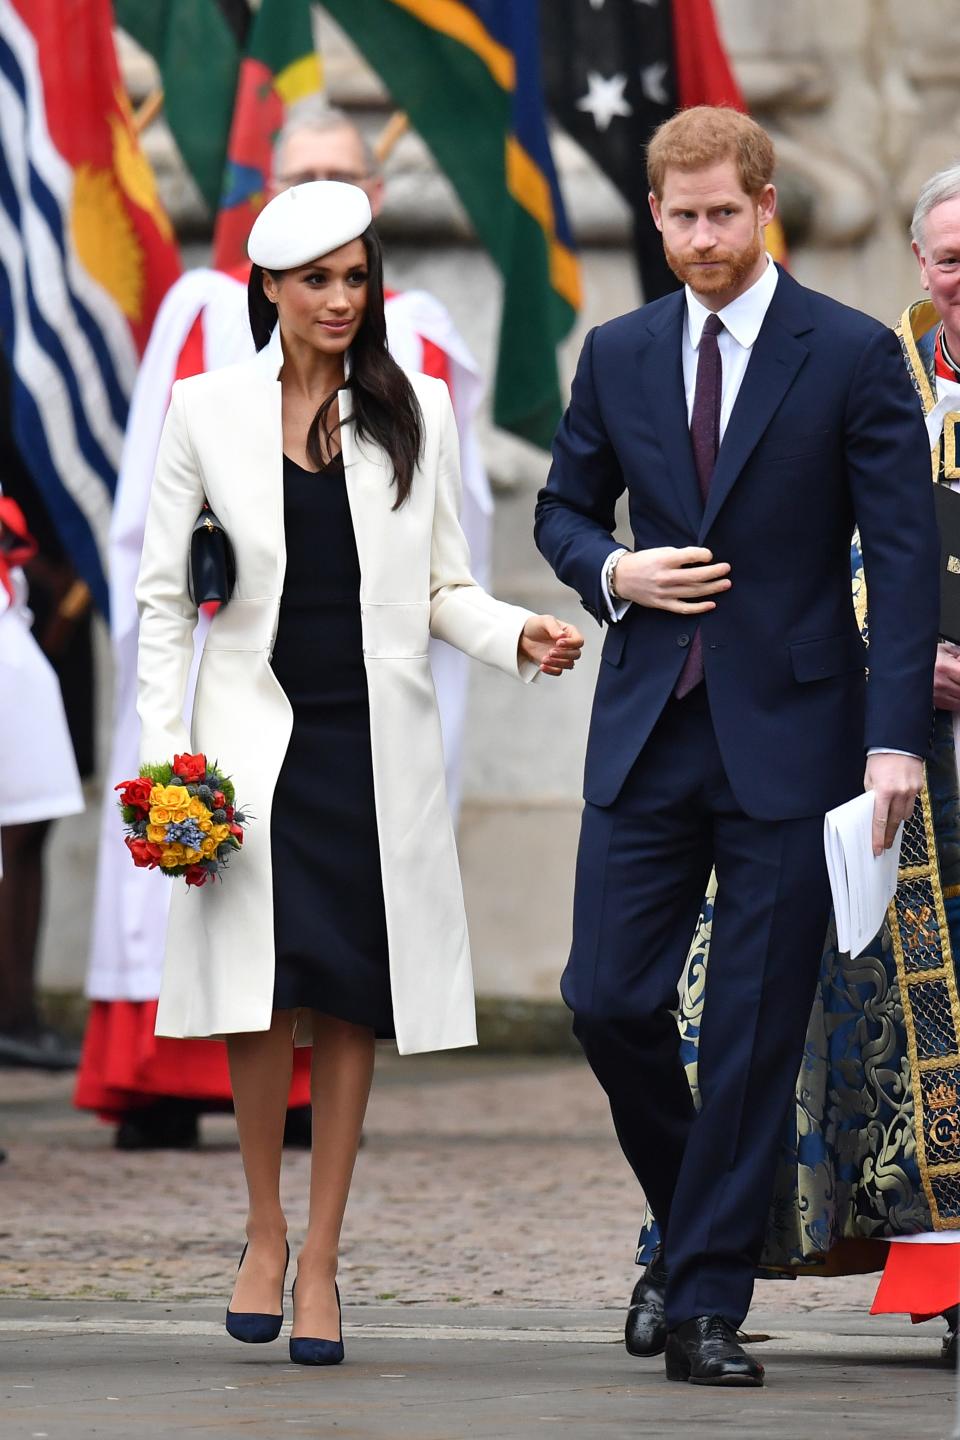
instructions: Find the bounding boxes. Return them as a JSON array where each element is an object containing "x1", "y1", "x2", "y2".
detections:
[
  {"x1": 3, "y1": 1057, "x2": 957, "y2": 1439},
  {"x1": 1, "y1": 1055, "x2": 884, "y2": 1318}
]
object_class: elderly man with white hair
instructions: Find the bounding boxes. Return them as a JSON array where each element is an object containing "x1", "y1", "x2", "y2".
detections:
[{"x1": 864, "y1": 163, "x2": 960, "y2": 1353}]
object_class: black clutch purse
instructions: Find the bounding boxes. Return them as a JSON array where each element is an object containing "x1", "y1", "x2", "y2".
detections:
[{"x1": 188, "y1": 502, "x2": 235, "y2": 605}]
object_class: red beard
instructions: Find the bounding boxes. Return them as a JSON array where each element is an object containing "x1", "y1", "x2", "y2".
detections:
[{"x1": 663, "y1": 226, "x2": 765, "y2": 298}]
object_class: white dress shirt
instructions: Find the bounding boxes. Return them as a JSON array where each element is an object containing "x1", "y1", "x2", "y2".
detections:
[{"x1": 602, "y1": 256, "x2": 778, "y2": 622}]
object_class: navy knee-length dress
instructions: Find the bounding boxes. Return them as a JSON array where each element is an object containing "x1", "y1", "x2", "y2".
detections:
[{"x1": 269, "y1": 451, "x2": 395, "y2": 1037}]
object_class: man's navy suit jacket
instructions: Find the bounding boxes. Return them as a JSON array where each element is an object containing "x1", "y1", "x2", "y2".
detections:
[{"x1": 535, "y1": 267, "x2": 941, "y2": 821}]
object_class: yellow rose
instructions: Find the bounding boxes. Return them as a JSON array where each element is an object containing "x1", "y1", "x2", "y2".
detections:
[
  {"x1": 210, "y1": 823, "x2": 231, "y2": 845},
  {"x1": 149, "y1": 806, "x2": 171, "y2": 824},
  {"x1": 187, "y1": 797, "x2": 213, "y2": 831},
  {"x1": 200, "y1": 838, "x2": 217, "y2": 858},
  {"x1": 147, "y1": 823, "x2": 167, "y2": 843},
  {"x1": 159, "y1": 847, "x2": 183, "y2": 869},
  {"x1": 182, "y1": 846, "x2": 202, "y2": 864},
  {"x1": 156, "y1": 785, "x2": 191, "y2": 810}
]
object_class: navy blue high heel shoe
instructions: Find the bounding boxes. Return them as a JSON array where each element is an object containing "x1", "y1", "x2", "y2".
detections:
[
  {"x1": 225, "y1": 1240, "x2": 289, "y2": 1344},
  {"x1": 289, "y1": 1278, "x2": 345, "y2": 1366}
]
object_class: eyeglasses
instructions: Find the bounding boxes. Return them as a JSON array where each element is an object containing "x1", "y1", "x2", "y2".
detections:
[{"x1": 276, "y1": 170, "x2": 372, "y2": 187}]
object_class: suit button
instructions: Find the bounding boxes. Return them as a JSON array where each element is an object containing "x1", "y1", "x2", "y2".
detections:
[{"x1": 677, "y1": 633, "x2": 690, "y2": 648}]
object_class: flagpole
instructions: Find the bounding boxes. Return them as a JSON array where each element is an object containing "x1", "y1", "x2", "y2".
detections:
[
  {"x1": 374, "y1": 110, "x2": 409, "y2": 165},
  {"x1": 132, "y1": 87, "x2": 165, "y2": 136}
]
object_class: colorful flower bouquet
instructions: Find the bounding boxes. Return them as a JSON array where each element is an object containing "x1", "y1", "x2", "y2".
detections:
[{"x1": 116, "y1": 752, "x2": 249, "y2": 888}]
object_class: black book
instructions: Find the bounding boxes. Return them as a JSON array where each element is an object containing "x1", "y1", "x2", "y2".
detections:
[{"x1": 933, "y1": 483, "x2": 960, "y2": 642}]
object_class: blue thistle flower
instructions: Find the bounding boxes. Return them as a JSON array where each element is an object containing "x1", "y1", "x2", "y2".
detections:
[{"x1": 165, "y1": 820, "x2": 206, "y2": 850}]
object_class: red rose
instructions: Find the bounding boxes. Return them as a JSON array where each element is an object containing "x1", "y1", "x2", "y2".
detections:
[
  {"x1": 184, "y1": 864, "x2": 209, "y2": 887},
  {"x1": 173, "y1": 752, "x2": 207, "y2": 783},
  {"x1": 125, "y1": 836, "x2": 160, "y2": 869},
  {"x1": 228, "y1": 823, "x2": 244, "y2": 846},
  {"x1": 214, "y1": 792, "x2": 226, "y2": 809},
  {"x1": 225, "y1": 805, "x2": 235, "y2": 821},
  {"x1": 115, "y1": 777, "x2": 154, "y2": 813}
]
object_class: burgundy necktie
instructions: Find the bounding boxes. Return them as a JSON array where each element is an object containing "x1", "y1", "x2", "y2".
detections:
[{"x1": 675, "y1": 312, "x2": 723, "y2": 698}]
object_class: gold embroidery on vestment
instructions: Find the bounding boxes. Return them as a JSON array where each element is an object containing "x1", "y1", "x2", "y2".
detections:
[{"x1": 944, "y1": 415, "x2": 960, "y2": 481}]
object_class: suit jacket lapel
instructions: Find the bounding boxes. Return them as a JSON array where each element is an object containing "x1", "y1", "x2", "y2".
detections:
[
  {"x1": 639, "y1": 294, "x2": 703, "y2": 536},
  {"x1": 700, "y1": 273, "x2": 812, "y2": 539}
]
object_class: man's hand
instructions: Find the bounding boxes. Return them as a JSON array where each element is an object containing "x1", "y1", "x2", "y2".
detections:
[
  {"x1": 934, "y1": 643, "x2": 960, "y2": 711},
  {"x1": 863, "y1": 752, "x2": 924, "y2": 856},
  {"x1": 612, "y1": 547, "x2": 731, "y2": 614}
]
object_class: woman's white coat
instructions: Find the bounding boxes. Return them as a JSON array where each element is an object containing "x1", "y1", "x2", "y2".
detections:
[{"x1": 135, "y1": 327, "x2": 535, "y2": 1053}]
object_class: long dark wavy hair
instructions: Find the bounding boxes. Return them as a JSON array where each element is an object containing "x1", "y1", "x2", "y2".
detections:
[{"x1": 248, "y1": 226, "x2": 423, "y2": 507}]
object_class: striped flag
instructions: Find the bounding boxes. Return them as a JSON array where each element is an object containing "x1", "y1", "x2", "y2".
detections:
[{"x1": 0, "y1": 0, "x2": 180, "y2": 616}]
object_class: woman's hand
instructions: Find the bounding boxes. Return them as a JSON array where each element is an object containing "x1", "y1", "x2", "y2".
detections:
[{"x1": 519, "y1": 615, "x2": 584, "y2": 676}]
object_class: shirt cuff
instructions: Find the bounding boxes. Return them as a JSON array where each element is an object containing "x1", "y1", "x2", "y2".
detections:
[
  {"x1": 601, "y1": 548, "x2": 631, "y2": 623},
  {"x1": 866, "y1": 748, "x2": 922, "y2": 759}
]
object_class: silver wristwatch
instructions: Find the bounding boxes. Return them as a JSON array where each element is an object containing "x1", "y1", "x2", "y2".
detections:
[{"x1": 605, "y1": 548, "x2": 625, "y2": 601}]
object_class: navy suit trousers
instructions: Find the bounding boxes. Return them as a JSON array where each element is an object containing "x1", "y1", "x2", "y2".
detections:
[{"x1": 563, "y1": 685, "x2": 833, "y2": 1330}]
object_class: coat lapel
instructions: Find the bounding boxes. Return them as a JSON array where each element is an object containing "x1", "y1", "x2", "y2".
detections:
[
  {"x1": 241, "y1": 332, "x2": 285, "y2": 592},
  {"x1": 699, "y1": 271, "x2": 813, "y2": 539},
  {"x1": 639, "y1": 293, "x2": 703, "y2": 535},
  {"x1": 340, "y1": 386, "x2": 394, "y2": 598}
]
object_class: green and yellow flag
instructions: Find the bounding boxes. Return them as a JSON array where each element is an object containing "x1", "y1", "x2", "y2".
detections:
[
  {"x1": 322, "y1": 0, "x2": 581, "y2": 449},
  {"x1": 113, "y1": 0, "x2": 248, "y2": 213}
]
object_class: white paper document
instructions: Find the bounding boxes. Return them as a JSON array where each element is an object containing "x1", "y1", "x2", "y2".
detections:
[{"x1": 823, "y1": 791, "x2": 904, "y2": 959}]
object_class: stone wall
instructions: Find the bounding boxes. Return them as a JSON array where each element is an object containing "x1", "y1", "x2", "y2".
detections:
[{"x1": 39, "y1": 3, "x2": 958, "y2": 1028}]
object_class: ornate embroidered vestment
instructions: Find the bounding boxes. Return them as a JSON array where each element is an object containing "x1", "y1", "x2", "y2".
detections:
[{"x1": 886, "y1": 299, "x2": 960, "y2": 1230}]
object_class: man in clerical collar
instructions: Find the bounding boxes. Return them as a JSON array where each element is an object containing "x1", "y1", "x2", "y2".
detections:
[
  {"x1": 867, "y1": 164, "x2": 960, "y2": 1358},
  {"x1": 900, "y1": 166, "x2": 960, "y2": 708},
  {"x1": 912, "y1": 169, "x2": 960, "y2": 389}
]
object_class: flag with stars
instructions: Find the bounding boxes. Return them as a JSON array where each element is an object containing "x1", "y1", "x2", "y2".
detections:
[{"x1": 542, "y1": 0, "x2": 788, "y2": 302}]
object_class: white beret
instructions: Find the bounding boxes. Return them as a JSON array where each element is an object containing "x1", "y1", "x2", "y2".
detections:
[{"x1": 247, "y1": 180, "x2": 373, "y2": 269}]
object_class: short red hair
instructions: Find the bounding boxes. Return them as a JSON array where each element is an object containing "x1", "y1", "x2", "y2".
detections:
[{"x1": 647, "y1": 106, "x2": 775, "y2": 199}]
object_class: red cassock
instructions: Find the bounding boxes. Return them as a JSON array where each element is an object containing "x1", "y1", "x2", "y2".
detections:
[{"x1": 871, "y1": 1242, "x2": 960, "y2": 1324}]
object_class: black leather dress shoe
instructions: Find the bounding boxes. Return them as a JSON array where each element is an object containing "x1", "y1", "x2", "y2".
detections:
[
  {"x1": 282, "y1": 1105, "x2": 312, "y2": 1149},
  {"x1": 943, "y1": 1306, "x2": 958, "y2": 1365},
  {"x1": 0, "y1": 1026, "x2": 80, "y2": 1070},
  {"x1": 625, "y1": 1245, "x2": 668, "y2": 1357},
  {"x1": 115, "y1": 1099, "x2": 200, "y2": 1151},
  {"x1": 665, "y1": 1315, "x2": 764, "y2": 1386}
]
